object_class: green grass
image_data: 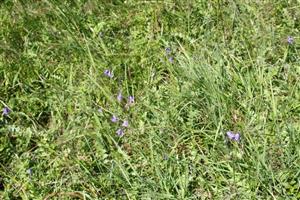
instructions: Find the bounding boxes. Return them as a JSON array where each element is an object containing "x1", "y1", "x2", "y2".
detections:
[{"x1": 0, "y1": 1, "x2": 299, "y2": 199}]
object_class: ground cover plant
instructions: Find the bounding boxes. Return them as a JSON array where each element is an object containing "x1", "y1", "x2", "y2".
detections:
[{"x1": 0, "y1": 0, "x2": 299, "y2": 199}]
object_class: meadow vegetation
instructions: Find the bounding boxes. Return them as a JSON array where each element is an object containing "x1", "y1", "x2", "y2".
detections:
[{"x1": 0, "y1": 1, "x2": 299, "y2": 199}]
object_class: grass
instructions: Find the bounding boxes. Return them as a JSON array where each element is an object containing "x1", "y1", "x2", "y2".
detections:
[{"x1": 0, "y1": 0, "x2": 299, "y2": 199}]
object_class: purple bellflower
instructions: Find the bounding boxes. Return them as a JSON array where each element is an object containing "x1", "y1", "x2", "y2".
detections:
[
  {"x1": 122, "y1": 120, "x2": 129, "y2": 127},
  {"x1": 226, "y1": 131, "x2": 240, "y2": 142},
  {"x1": 116, "y1": 128, "x2": 124, "y2": 137},
  {"x1": 165, "y1": 47, "x2": 171, "y2": 54},
  {"x1": 287, "y1": 36, "x2": 294, "y2": 44},
  {"x1": 111, "y1": 115, "x2": 118, "y2": 123},
  {"x1": 128, "y1": 96, "x2": 134, "y2": 104},
  {"x1": 104, "y1": 69, "x2": 113, "y2": 78},
  {"x1": 2, "y1": 107, "x2": 10, "y2": 116}
]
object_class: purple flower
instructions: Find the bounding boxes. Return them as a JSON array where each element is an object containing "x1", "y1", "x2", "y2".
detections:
[
  {"x1": 287, "y1": 36, "x2": 294, "y2": 44},
  {"x1": 116, "y1": 128, "x2": 124, "y2": 137},
  {"x1": 128, "y1": 96, "x2": 134, "y2": 104},
  {"x1": 122, "y1": 120, "x2": 129, "y2": 127},
  {"x1": 2, "y1": 107, "x2": 10, "y2": 116},
  {"x1": 226, "y1": 131, "x2": 240, "y2": 142},
  {"x1": 117, "y1": 91, "x2": 122, "y2": 102},
  {"x1": 104, "y1": 69, "x2": 113, "y2": 78},
  {"x1": 168, "y1": 57, "x2": 174, "y2": 63},
  {"x1": 111, "y1": 115, "x2": 118, "y2": 123},
  {"x1": 165, "y1": 47, "x2": 171, "y2": 54}
]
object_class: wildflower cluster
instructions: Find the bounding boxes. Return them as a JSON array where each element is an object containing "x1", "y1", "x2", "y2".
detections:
[
  {"x1": 101, "y1": 69, "x2": 135, "y2": 137},
  {"x1": 165, "y1": 47, "x2": 174, "y2": 63}
]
